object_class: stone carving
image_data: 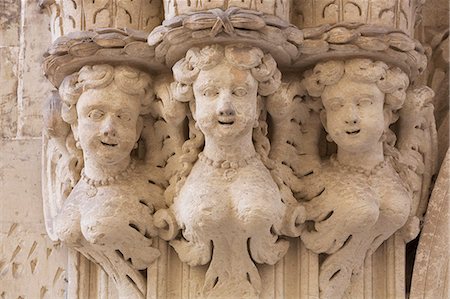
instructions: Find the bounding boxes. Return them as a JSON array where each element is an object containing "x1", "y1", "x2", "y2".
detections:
[
  {"x1": 39, "y1": 0, "x2": 163, "y2": 42},
  {"x1": 148, "y1": 6, "x2": 304, "y2": 67},
  {"x1": 38, "y1": 0, "x2": 445, "y2": 298},
  {"x1": 42, "y1": 28, "x2": 165, "y2": 88},
  {"x1": 43, "y1": 64, "x2": 165, "y2": 298},
  {"x1": 163, "y1": 0, "x2": 290, "y2": 20},
  {"x1": 154, "y1": 44, "x2": 304, "y2": 298},
  {"x1": 299, "y1": 58, "x2": 436, "y2": 299},
  {"x1": 293, "y1": 0, "x2": 426, "y2": 36},
  {"x1": 292, "y1": 23, "x2": 427, "y2": 81}
]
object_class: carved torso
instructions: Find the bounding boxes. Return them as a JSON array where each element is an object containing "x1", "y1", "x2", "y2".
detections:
[
  {"x1": 302, "y1": 157, "x2": 411, "y2": 298},
  {"x1": 174, "y1": 155, "x2": 284, "y2": 237},
  {"x1": 55, "y1": 164, "x2": 165, "y2": 268},
  {"x1": 171, "y1": 154, "x2": 288, "y2": 297}
]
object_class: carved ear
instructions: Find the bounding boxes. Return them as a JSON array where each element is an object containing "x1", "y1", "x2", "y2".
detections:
[
  {"x1": 136, "y1": 116, "x2": 144, "y2": 142},
  {"x1": 256, "y1": 95, "x2": 262, "y2": 120},
  {"x1": 383, "y1": 107, "x2": 391, "y2": 130},
  {"x1": 189, "y1": 100, "x2": 197, "y2": 121},
  {"x1": 320, "y1": 109, "x2": 328, "y2": 132},
  {"x1": 71, "y1": 123, "x2": 79, "y2": 141}
]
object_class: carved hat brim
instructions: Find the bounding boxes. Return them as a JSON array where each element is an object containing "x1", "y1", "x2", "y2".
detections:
[
  {"x1": 43, "y1": 28, "x2": 167, "y2": 87},
  {"x1": 44, "y1": 12, "x2": 427, "y2": 86},
  {"x1": 147, "y1": 8, "x2": 305, "y2": 69},
  {"x1": 148, "y1": 9, "x2": 426, "y2": 80},
  {"x1": 289, "y1": 23, "x2": 428, "y2": 80}
]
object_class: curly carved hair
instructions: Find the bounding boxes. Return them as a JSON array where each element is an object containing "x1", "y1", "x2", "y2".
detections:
[
  {"x1": 165, "y1": 44, "x2": 284, "y2": 206},
  {"x1": 59, "y1": 64, "x2": 154, "y2": 125},
  {"x1": 57, "y1": 65, "x2": 154, "y2": 190},
  {"x1": 302, "y1": 58, "x2": 410, "y2": 157}
]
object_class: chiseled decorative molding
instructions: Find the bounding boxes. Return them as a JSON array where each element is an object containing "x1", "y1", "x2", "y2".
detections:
[
  {"x1": 42, "y1": 28, "x2": 165, "y2": 87},
  {"x1": 293, "y1": 0, "x2": 426, "y2": 37},
  {"x1": 163, "y1": 0, "x2": 290, "y2": 21},
  {"x1": 40, "y1": 0, "x2": 443, "y2": 298},
  {"x1": 148, "y1": 6, "x2": 304, "y2": 67},
  {"x1": 39, "y1": 0, "x2": 163, "y2": 42}
]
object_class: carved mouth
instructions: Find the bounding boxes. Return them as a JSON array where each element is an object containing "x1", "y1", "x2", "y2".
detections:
[
  {"x1": 346, "y1": 129, "x2": 360, "y2": 135},
  {"x1": 101, "y1": 141, "x2": 118, "y2": 147},
  {"x1": 218, "y1": 120, "x2": 234, "y2": 126}
]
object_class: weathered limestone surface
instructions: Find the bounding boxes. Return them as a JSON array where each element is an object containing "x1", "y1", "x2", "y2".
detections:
[
  {"x1": 0, "y1": 0, "x2": 21, "y2": 138},
  {"x1": 19, "y1": 0, "x2": 54, "y2": 137},
  {"x1": 0, "y1": 0, "x2": 21, "y2": 47},
  {"x1": 0, "y1": 47, "x2": 19, "y2": 138},
  {"x1": 0, "y1": 140, "x2": 67, "y2": 298},
  {"x1": 0, "y1": 0, "x2": 54, "y2": 138},
  {"x1": 0, "y1": 1, "x2": 68, "y2": 297},
  {"x1": 410, "y1": 150, "x2": 450, "y2": 299}
]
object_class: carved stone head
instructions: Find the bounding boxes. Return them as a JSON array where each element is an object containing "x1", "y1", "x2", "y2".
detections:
[
  {"x1": 59, "y1": 65, "x2": 154, "y2": 168},
  {"x1": 192, "y1": 56, "x2": 259, "y2": 140},
  {"x1": 303, "y1": 59, "x2": 409, "y2": 155},
  {"x1": 171, "y1": 44, "x2": 281, "y2": 141}
]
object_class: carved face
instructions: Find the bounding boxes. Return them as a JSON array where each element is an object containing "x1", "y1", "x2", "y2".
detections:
[
  {"x1": 192, "y1": 61, "x2": 259, "y2": 140},
  {"x1": 321, "y1": 75, "x2": 386, "y2": 153},
  {"x1": 75, "y1": 83, "x2": 141, "y2": 165}
]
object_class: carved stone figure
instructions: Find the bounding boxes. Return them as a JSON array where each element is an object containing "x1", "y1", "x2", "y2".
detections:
[
  {"x1": 36, "y1": 0, "x2": 445, "y2": 298},
  {"x1": 300, "y1": 59, "x2": 433, "y2": 299},
  {"x1": 43, "y1": 64, "x2": 165, "y2": 298},
  {"x1": 155, "y1": 44, "x2": 303, "y2": 298}
]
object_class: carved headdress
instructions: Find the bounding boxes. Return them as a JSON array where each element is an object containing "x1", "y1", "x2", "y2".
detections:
[
  {"x1": 148, "y1": 0, "x2": 304, "y2": 67},
  {"x1": 291, "y1": 0, "x2": 428, "y2": 81},
  {"x1": 39, "y1": 0, "x2": 165, "y2": 86}
]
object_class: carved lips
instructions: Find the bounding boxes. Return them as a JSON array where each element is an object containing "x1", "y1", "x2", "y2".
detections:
[
  {"x1": 218, "y1": 116, "x2": 235, "y2": 126},
  {"x1": 345, "y1": 128, "x2": 360, "y2": 135},
  {"x1": 101, "y1": 140, "x2": 119, "y2": 147}
]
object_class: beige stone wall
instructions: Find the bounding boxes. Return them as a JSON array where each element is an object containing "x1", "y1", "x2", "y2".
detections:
[{"x1": 0, "y1": 1, "x2": 68, "y2": 298}]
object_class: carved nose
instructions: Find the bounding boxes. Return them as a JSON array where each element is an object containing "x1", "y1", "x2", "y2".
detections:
[
  {"x1": 345, "y1": 118, "x2": 359, "y2": 125},
  {"x1": 217, "y1": 101, "x2": 235, "y2": 116},
  {"x1": 101, "y1": 118, "x2": 117, "y2": 137},
  {"x1": 345, "y1": 107, "x2": 360, "y2": 124}
]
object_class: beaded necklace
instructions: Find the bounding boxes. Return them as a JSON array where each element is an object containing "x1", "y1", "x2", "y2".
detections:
[
  {"x1": 198, "y1": 152, "x2": 258, "y2": 181},
  {"x1": 81, "y1": 160, "x2": 136, "y2": 197}
]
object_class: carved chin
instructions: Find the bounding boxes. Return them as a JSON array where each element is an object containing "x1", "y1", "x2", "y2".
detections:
[{"x1": 91, "y1": 149, "x2": 128, "y2": 165}]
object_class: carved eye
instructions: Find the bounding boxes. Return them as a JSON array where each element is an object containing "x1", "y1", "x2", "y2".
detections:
[
  {"x1": 357, "y1": 98, "x2": 372, "y2": 107},
  {"x1": 329, "y1": 102, "x2": 343, "y2": 112},
  {"x1": 233, "y1": 87, "x2": 247, "y2": 97},
  {"x1": 117, "y1": 112, "x2": 131, "y2": 121},
  {"x1": 88, "y1": 109, "x2": 104, "y2": 120},
  {"x1": 203, "y1": 88, "x2": 219, "y2": 97}
]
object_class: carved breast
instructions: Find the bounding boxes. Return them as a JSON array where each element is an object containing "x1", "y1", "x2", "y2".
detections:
[
  {"x1": 173, "y1": 157, "x2": 285, "y2": 240},
  {"x1": 302, "y1": 158, "x2": 411, "y2": 255},
  {"x1": 371, "y1": 162, "x2": 410, "y2": 230},
  {"x1": 55, "y1": 168, "x2": 164, "y2": 248}
]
